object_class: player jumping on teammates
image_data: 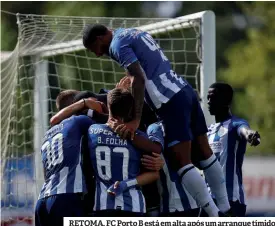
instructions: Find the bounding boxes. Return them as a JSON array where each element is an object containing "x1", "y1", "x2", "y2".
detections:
[
  {"x1": 82, "y1": 24, "x2": 230, "y2": 216},
  {"x1": 35, "y1": 90, "x2": 95, "y2": 226},
  {"x1": 88, "y1": 88, "x2": 161, "y2": 216},
  {"x1": 207, "y1": 82, "x2": 260, "y2": 217}
]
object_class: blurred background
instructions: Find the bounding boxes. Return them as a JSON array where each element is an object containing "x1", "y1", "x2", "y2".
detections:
[{"x1": 1, "y1": 1, "x2": 275, "y2": 225}]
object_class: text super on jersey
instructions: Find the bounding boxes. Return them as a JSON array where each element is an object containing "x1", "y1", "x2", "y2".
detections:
[
  {"x1": 38, "y1": 115, "x2": 94, "y2": 199},
  {"x1": 88, "y1": 124, "x2": 145, "y2": 213},
  {"x1": 109, "y1": 28, "x2": 188, "y2": 110}
]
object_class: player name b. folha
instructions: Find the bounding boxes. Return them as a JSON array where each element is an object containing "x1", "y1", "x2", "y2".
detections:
[{"x1": 90, "y1": 128, "x2": 128, "y2": 146}]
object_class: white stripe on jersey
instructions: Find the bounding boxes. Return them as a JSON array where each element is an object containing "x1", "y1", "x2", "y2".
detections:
[
  {"x1": 99, "y1": 182, "x2": 107, "y2": 210},
  {"x1": 145, "y1": 79, "x2": 169, "y2": 109},
  {"x1": 141, "y1": 191, "x2": 146, "y2": 212},
  {"x1": 42, "y1": 175, "x2": 53, "y2": 198},
  {"x1": 74, "y1": 135, "x2": 83, "y2": 192},
  {"x1": 114, "y1": 193, "x2": 124, "y2": 210},
  {"x1": 208, "y1": 131, "x2": 216, "y2": 143},
  {"x1": 74, "y1": 164, "x2": 83, "y2": 192},
  {"x1": 170, "y1": 70, "x2": 187, "y2": 86},
  {"x1": 130, "y1": 189, "x2": 140, "y2": 212},
  {"x1": 56, "y1": 166, "x2": 68, "y2": 194},
  {"x1": 159, "y1": 73, "x2": 181, "y2": 93},
  {"x1": 233, "y1": 141, "x2": 240, "y2": 202},
  {"x1": 94, "y1": 184, "x2": 98, "y2": 211}
]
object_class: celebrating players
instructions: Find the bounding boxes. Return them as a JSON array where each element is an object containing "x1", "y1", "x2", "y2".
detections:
[
  {"x1": 207, "y1": 82, "x2": 261, "y2": 217},
  {"x1": 35, "y1": 90, "x2": 94, "y2": 226},
  {"x1": 82, "y1": 24, "x2": 230, "y2": 216},
  {"x1": 87, "y1": 88, "x2": 160, "y2": 216}
]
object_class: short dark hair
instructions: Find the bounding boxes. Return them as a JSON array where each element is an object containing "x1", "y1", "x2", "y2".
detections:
[
  {"x1": 56, "y1": 90, "x2": 80, "y2": 111},
  {"x1": 210, "y1": 82, "x2": 234, "y2": 104},
  {"x1": 107, "y1": 88, "x2": 135, "y2": 122},
  {"x1": 82, "y1": 24, "x2": 108, "y2": 48}
]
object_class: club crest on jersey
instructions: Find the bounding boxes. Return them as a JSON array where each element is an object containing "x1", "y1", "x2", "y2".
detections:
[{"x1": 218, "y1": 126, "x2": 228, "y2": 137}]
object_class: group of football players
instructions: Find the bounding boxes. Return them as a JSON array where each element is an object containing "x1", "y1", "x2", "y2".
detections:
[{"x1": 35, "y1": 24, "x2": 261, "y2": 226}]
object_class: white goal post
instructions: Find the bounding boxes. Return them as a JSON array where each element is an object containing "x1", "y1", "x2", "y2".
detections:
[{"x1": 1, "y1": 11, "x2": 215, "y2": 225}]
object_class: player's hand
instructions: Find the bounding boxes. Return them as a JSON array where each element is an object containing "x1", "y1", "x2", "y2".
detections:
[
  {"x1": 107, "y1": 179, "x2": 137, "y2": 196},
  {"x1": 141, "y1": 152, "x2": 164, "y2": 171},
  {"x1": 114, "y1": 119, "x2": 139, "y2": 140},
  {"x1": 246, "y1": 130, "x2": 261, "y2": 146},
  {"x1": 107, "y1": 117, "x2": 120, "y2": 129},
  {"x1": 116, "y1": 76, "x2": 131, "y2": 90},
  {"x1": 107, "y1": 181, "x2": 126, "y2": 196},
  {"x1": 84, "y1": 98, "x2": 104, "y2": 113}
]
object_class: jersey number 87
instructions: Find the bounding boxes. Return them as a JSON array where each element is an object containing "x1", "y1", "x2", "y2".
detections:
[{"x1": 96, "y1": 146, "x2": 129, "y2": 181}]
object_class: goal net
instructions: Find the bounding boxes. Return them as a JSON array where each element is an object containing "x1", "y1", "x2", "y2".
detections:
[{"x1": 1, "y1": 11, "x2": 215, "y2": 225}]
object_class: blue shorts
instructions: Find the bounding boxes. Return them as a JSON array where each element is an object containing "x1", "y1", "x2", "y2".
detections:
[
  {"x1": 156, "y1": 86, "x2": 208, "y2": 147},
  {"x1": 230, "y1": 200, "x2": 246, "y2": 217},
  {"x1": 35, "y1": 193, "x2": 85, "y2": 226}
]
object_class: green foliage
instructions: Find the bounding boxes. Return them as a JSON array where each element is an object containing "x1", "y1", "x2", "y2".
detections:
[
  {"x1": 220, "y1": 2, "x2": 275, "y2": 155},
  {"x1": 1, "y1": 16, "x2": 17, "y2": 51},
  {"x1": 45, "y1": 2, "x2": 106, "y2": 17}
]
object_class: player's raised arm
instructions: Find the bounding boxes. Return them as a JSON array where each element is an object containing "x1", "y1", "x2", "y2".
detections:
[{"x1": 50, "y1": 98, "x2": 103, "y2": 126}]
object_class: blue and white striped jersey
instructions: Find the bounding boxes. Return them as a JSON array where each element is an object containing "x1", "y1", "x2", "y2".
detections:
[
  {"x1": 38, "y1": 115, "x2": 94, "y2": 199},
  {"x1": 207, "y1": 115, "x2": 250, "y2": 204},
  {"x1": 147, "y1": 123, "x2": 198, "y2": 213},
  {"x1": 109, "y1": 28, "x2": 189, "y2": 110},
  {"x1": 88, "y1": 124, "x2": 145, "y2": 213}
]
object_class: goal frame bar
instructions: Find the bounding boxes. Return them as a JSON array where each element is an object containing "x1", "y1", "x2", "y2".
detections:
[{"x1": 30, "y1": 10, "x2": 215, "y2": 198}]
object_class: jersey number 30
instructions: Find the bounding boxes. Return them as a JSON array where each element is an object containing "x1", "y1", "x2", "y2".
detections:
[
  {"x1": 41, "y1": 133, "x2": 63, "y2": 170},
  {"x1": 96, "y1": 146, "x2": 129, "y2": 180}
]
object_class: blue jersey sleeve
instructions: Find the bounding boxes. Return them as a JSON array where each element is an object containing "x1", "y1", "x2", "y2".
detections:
[
  {"x1": 110, "y1": 31, "x2": 138, "y2": 69},
  {"x1": 74, "y1": 115, "x2": 95, "y2": 133},
  {"x1": 232, "y1": 118, "x2": 250, "y2": 138},
  {"x1": 147, "y1": 123, "x2": 164, "y2": 148}
]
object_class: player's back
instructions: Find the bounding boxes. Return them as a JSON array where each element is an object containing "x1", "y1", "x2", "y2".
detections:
[
  {"x1": 207, "y1": 115, "x2": 249, "y2": 204},
  {"x1": 109, "y1": 28, "x2": 190, "y2": 109},
  {"x1": 39, "y1": 115, "x2": 93, "y2": 199},
  {"x1": 88, "y1": 124, "x2": 145, "y2": 213}
]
